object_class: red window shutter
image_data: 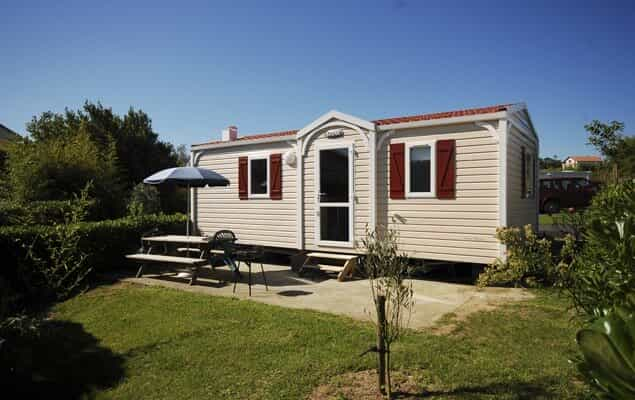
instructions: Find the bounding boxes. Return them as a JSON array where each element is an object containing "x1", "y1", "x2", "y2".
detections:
[
  {"x1": 521, "y1": 146, "x2": 526, "y2": 199},
  {"x1": 238, "y1": 156, "x2": 248, "y2": 200},
  {"x1": 436, "y1": 139, "x2": 456, "y2": 199},
  {"x1": 390, "y1": 143, "x2": 405, "y2": 199},
  {"x1": 270, "y1": 153, "x2": 282, "y2": 200}
]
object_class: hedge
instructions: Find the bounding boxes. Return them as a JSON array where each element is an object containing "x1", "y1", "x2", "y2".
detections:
[
  {"x1": 0, "y1": 200, "x2": 97, "y2": 226},
  {"x1": 1, "y1": 213, "x2": 186, "y2": 313}
]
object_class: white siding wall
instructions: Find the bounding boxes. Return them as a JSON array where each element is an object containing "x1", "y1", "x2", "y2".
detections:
[
  {"x1": 194, "y1": 142, "x2": 297, "y2": 248},
  {"x1": 378, "y1": 122, "x2": 501, "y2": 264},
  {"x1": 506, "y1": 125, "x2": 539, "y2": 228},
  {"x1": 303, "y1": 128, "x2": 369, "y2": 253}
]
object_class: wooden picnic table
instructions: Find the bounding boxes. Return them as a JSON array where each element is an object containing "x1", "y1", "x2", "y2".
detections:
[
  {"x1": 128, "y1": 235, "x2": 214, "y2": 285},
  {"x1": 141, "y1": 235, "x2": 212, "y2": 244}
]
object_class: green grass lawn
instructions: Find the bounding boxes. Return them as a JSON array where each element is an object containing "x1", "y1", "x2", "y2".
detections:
[{"x1": 9, "y1": 283, "x2": 589, "y2": 399}]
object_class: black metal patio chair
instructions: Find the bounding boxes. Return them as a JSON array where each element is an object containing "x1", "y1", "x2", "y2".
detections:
[
  {"x1": 229, "y1": 244, "x2": 269, "y2": 297},
  {"x1": 209, "y1": 230, "x2": 238, "y2": 270}
]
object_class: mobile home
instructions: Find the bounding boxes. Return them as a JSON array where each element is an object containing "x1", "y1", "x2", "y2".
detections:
[{"x1": 191, "y1": 103, "x2": 539, "y2": 265}]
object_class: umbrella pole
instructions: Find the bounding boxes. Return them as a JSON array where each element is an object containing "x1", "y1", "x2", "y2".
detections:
[{"x1": 186, "y1": 184, "x2": 190, "y2": 237}]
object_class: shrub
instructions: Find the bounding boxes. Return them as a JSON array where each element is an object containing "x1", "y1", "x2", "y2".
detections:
[
  {"x1": 362, "y1": 227, "x2": 413, "y2": 398},
  {"x1": 559, "y1": 181, "x2": 635, "y2": 318},
  {"x1": 127, "y1": 183, "x2": 161, "y2": 217},
  {"x1": 0, "y1": 199, "x2": 98, "y2": 226},
  {"x1": 574, "y1": 294, "x2": 635, "y2": 399},
  {"x1": 477, "y1": 225, "x2": 555, "y2": 288},
  {"x1": 4, "y1": 130, "x2": 125, "y2": 219},
  {"x1": 0, "y1": 213, "x2": 186, "y2": 316}
]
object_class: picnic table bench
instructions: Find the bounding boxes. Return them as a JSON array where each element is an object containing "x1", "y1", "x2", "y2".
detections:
[
  {"x1": 126, "y1": 254, "x2": 208, "y2": 285},
  {"x1": 126, "y1": 235, "x2": 212, "y2": 285}
]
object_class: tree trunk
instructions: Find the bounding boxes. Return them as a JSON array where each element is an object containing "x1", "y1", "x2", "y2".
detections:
[{"x1": 376, "y1": 295, "x2": 386, "y2": 394}]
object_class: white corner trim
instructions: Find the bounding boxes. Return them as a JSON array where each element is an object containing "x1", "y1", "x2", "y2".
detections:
[
  {"x1": 376, "y1": 130, "x2": 395, "y2": 153},
  {"x1": 474, "y1": 121, "x2": 497, "y2": 137},
  {"x1": 498, "y1": 119, "x2": 509, "y2": 258},
  {"x1": 476, "y1": 120, "x2": 507, "y2": 257},
  {"x1": 192, "y1": 149, "x2": 205, "y2": 165},
  {"x1": 189, "y1": 152, "x2": 196, "y2": 234},
  {"x1": 296, "y1": 110, "x2": 374, "y2": 140},
  {"x1": 296, "y1": 139, "x2": 303, "y2": 249},
  {"x1": 368, "y1": 130, "x2": 377, "y2": 231}
]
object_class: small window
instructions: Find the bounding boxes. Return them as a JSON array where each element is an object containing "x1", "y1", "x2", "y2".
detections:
[
  {"x1": 524, "y1": 151, "x2": 535, "y2": 198},
  {"x1": 406, "y1": 142, "x2": 435, "y2": 197},
  {"x1": 249, "y1": 156, "x2": 268, "y2": 196}
]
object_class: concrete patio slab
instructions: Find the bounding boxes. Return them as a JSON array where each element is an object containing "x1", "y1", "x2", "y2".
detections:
[{"x1": 121, "y1": 264, "x2": 533, "y2": 329}]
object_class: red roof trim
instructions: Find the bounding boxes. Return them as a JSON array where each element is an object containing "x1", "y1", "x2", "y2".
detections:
[
  {"x1": 194, "y1": 130, "x2": 297, "y2": 147},
  {"x1": 373, "y1": 104, "x2": 511, "y2": 126},
  {"x1": 194, "y1": 104, "x2": 513, "y2": 147}
]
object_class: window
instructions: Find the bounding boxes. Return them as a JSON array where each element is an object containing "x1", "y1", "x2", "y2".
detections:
[
  {"x1": 316, "y1": 144, "x2": 353, "y2": 246},
  {"x1": 406, "y1": 142, "x2": 435, "y2": 197},
  {"x1": 249, "y1": 156, "x2": 268, "y2": 197},
  {"x1": 524, "y1": 151, "x2": 535, "y2": 199},
  {"x1": 319, "y1": 148, "x2": 349, "y2": 203}
]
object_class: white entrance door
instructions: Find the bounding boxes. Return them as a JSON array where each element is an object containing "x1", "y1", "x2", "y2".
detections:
[{"x1": 316, "y1": 144, "x2": 353, "y2": 247}]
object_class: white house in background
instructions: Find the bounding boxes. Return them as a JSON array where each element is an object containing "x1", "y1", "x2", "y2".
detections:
[
  {"x1": 190, "y1": 103, "x2": 539, "y2": 265},
  {"x1": 562, "y1": 155, "x2": 602, "y2": 170}
]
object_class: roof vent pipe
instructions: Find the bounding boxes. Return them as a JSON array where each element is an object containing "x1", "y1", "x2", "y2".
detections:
[{"x1": 222, "y1": 126, "x2": 238, "y2": 141}]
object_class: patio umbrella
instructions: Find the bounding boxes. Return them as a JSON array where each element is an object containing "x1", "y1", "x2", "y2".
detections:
[{"x1": 143, "y1": 167, "x2": 229, "y2": 236}]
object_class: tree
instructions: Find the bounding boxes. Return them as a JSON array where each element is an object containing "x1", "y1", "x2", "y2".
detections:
[
  {"x1": 539, "y1": 156, "x2": 561, "y2": 170},
  {"x1": 5, "y1": 128, "x2": 124, "y2": 218},
  {"x1": 127, "y1": 183, "x2": 161, "y2": 217},
  {"x1": 584, "y1": 120, "x2": 634, "y2": 179},
  {"x1": 585, "y1": 120, "x2": 624, "y2": 160},
  {"x1": 26, "y1": 101, "x2": 181, "y2": 192},
  {"x1": 174, "y1": 144, "x2": 190, "y2": 167},
  {"x1": 362, "y1": 227, "x2": 414, "y2": 399},
  {"x1": 16, "y1": 101, "x2": 186, "y2": 214}
]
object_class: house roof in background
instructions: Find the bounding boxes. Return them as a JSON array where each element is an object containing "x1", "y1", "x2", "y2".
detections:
[
  {"x1": 565, "y1": 155, "x2": 602, "y2": 162},
  {"x1": 193, "y1": 103, "x2": 515, "y2": 147}
]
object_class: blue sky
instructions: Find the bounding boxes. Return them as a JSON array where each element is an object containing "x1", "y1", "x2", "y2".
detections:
[{"x1": 1, "y1": 0, "x2": 634, "y2": 158}]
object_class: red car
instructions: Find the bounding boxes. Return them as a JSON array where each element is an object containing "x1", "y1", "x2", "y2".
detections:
[{"x1": 539, "y1": 173, "x2": 599, "y2": 214}]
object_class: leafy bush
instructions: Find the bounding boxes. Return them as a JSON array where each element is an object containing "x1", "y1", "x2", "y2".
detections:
[
  {"x1": 574, "y1": 294, "x2": 635, "y2": 399},
  {"x1": 127, "y1": 183, "x2": 161, "y2": 217},
  {"x1": 4, "y1": 130, "x2": 124, "y2": 219},
  {"x1": 553, "y1": 208, "x2": 587, "y2": 240},
  {"x1": 559, "y1": 181, "x2": 635, "y2": 318},
  {"x1": 477, "y1": 225, "x2": 555, "y2": 288},
  {"x1": 0, "y1": 213, "x2": 186, "y2": 316},
  {"x1": 0, "y1": 199, "x2": 98, "y2": 226}
]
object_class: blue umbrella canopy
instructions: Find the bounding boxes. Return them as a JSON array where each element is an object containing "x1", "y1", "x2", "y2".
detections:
[
  {"x1": 143, "y1": 167, "x2": 229, "y2": 237},
  {"x1": 143, "y1": 167, "x2": 229, "y2": 187}
]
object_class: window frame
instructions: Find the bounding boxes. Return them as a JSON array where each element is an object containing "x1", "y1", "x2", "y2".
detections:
[
  {"x1": 524, "y1": 150, "x2": 536, "y2": 199},
  {"x1": 247, "y1": 152, "x2": 270, "y2": 198},
  {"x1": 314, "y1": 141, "x2": 355, "y2": 248},
  {"x1": 405, "y1": 140, "x2": 437, "y2": 198}
]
